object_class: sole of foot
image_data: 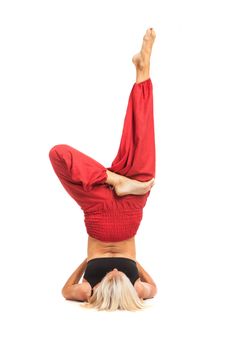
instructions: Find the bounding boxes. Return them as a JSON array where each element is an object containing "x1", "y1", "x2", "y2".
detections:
[{"x1": 115, "y1": 177, "x2": 155, "y2": 197}]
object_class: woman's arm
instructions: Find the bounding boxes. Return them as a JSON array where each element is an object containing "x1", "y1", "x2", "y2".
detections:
[
  {"x1": 61, "y1": 258, "x2": 91, "y2": 301},
  {"x1": 136, "y1": 261, "x2": 157, "y2": 286},
  {"x1": 135, "y1": 261, "x2": 158, "y2": 299}
]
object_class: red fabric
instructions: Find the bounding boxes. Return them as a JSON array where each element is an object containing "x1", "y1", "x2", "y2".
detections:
[{"x1": 49, "y1": 78, "x2": 156, "y2": 242}]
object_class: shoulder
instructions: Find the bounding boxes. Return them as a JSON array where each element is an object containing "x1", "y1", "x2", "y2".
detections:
[{"x1": 134, "y1": 278, "x2": 157, "y2": 299}]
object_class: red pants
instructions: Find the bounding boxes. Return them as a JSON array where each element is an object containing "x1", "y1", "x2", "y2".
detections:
[{"x1": 49, "y1": 78, "x2": 156, "y2": 242}]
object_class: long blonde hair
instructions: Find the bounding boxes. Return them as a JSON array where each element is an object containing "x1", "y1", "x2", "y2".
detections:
[{"x1": 80, "y1": 272, "x2": 145, "y2": 311}]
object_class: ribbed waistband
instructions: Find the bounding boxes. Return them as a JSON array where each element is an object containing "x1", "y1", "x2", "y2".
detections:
[{"x1": 84, "y1": 208, "x2": 143, "y2": 242}]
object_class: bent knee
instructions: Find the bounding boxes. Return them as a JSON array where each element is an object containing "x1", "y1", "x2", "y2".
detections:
[{"x1": 48, "y1": 144, "x2": 71, "y2": 162}]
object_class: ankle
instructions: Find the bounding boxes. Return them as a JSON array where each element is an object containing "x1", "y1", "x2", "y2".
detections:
[
  {"x1": 136, "y1": 70, "x2": 150, "y2": 84},
  {"x1": 105, "y1": 170, "x2": 122, "y2": 187},
  {"x1": 136, "y1": 61, "x2": 150, "y2": 82}
]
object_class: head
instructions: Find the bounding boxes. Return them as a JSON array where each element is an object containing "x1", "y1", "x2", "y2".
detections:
[{"x1": 81, "y1": 268, "x2": 145, "y2": 312}]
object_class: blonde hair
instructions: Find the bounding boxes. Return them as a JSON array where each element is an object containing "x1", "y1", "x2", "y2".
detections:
[{"x1": 80, "y1": 272, "x2": 145, "y2": 312}]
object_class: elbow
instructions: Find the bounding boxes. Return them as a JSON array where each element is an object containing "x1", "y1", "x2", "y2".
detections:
[
  {"x1": 144, "y1": 283, "x2": 158, "y2": 299},
  {"x1": 61, "y1": 287, "x2": 68, "y2": 299},
  {"x1": 151, "y1": 284, "x2": 158, "y2": 298}
]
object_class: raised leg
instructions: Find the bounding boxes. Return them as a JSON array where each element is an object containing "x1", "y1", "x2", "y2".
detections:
[{"x1": 107, "y1": 28, "x2": 156, "y2": 194}]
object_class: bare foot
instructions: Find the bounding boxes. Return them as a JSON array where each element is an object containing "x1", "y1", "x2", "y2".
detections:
[
  {"x1": 132, "y1": 27, "x2": 156, "y2": 71},
  {"x1": 114, "y1": 175, "x2": 155, "y2": 197}
]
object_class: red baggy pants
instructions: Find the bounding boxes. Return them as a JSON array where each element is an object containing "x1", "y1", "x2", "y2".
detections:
[{"x1": 49, "y1": 78, "x2": 156, "y2": 242}]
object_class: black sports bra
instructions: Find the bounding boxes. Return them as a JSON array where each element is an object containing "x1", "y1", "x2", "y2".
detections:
[{"x1": 83, "y1": 257, "x2": 140, "y2": 291}]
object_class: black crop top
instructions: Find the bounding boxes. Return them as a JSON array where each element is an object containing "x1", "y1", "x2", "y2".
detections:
[{"x1": 83, "y1": 257, "x2": 140, "y2": 289}]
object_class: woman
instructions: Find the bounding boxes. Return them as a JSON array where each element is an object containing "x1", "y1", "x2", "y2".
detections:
[{"x1": 49, "y1": 27, "x2": 158, "y2": 311}]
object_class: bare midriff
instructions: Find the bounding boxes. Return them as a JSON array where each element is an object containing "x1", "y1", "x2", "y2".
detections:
[{"x1": 87, "y1": 235, "x2": 137, "y2": 262}]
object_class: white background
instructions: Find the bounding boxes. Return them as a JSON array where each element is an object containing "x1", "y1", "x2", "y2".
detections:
[{"x1": 0, "y1": 0, "x2": 232, "y2": 349}]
